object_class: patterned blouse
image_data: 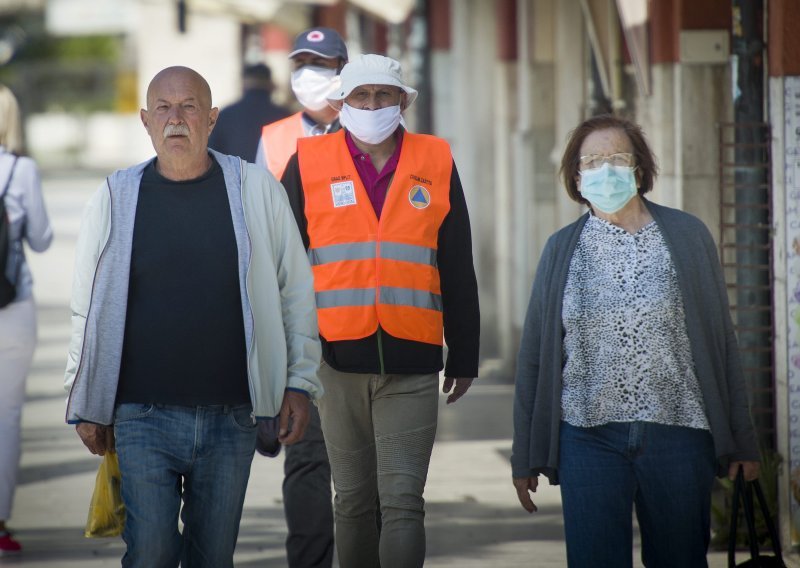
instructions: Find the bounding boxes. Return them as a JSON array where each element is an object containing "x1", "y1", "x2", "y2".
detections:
[{"x1": 561, "y1": 215, "x2": 709, "y2": 430}]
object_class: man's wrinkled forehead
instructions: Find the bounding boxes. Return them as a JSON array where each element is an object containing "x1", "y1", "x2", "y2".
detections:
[{"x1": 146, "y1": 67, "x2": 212, "y2": 108}]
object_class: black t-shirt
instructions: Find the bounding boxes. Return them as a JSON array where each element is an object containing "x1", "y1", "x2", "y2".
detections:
[{"x1": 116, "y1": 157, "x2": 250, "y2": 406}]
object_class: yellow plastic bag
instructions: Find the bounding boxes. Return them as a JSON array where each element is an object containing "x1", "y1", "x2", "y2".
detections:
[{"x1": 84, "y1": 451, "x2": 125, "y2": 538}]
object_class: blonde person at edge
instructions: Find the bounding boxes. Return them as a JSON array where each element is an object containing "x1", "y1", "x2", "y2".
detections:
[
  {"x1": 0, "y1": 83, "x2": 53, "y2": 556},
  {"x1": 64, "y1": 67, "x2": 321, "y2": 567},
  {"x1": 279, "y1": 54, "x2": 480, "y2": 568},
  {"x1": 511, "y1": 114, "x2": 760, "y2": 568}
]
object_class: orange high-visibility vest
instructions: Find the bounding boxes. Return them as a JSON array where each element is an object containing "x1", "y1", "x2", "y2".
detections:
[
  {"x1": 261, "y1": 112, "x2": 305, "y2": 179},
  {"x1": 298, "y1": 130, "x2": 452, "y2": 345}
]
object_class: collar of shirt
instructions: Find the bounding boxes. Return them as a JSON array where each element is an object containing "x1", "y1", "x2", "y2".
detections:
[
  {"x1": 345, "y1": 129, "x2": 404, "y2": 218},
  {"x1": 301, "y1": 113, "x2": 340, "y2": 136}
]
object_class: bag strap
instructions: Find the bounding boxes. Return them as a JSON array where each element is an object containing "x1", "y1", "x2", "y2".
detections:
[
  {"x1": 728, "y1": 473, "x2": 737, "y2": 567},
  {"x1": 1, "y1": 156, "x2": 23, "y2": 288},
  {"x1": 1, "y1": 156, "x2": 18, "y2": 199},
  {"x1": 728, "y1": 468, "x2": 750, "y2": 567},
  {"x1": 741, "y1": 475, "x2": 762, "y2": 560},
  {"x1": 751, "y1": 474, "x2": 786, "y2": 565},
  {"x1": 728, "y1": 465, "x2": 787, "y2": 568}
]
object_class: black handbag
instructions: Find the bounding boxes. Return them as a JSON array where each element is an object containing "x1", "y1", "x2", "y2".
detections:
[{"x1": 728, "y1": 466, "x2": 786, "y2": 567}]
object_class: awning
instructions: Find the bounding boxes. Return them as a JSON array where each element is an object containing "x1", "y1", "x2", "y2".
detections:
[{"x1": 347, "y1": 0, "x2": 415, "y2": 25}]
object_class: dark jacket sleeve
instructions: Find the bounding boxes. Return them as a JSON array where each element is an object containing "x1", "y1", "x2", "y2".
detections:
[
  {"x1": 438, "y1": 161, "x2": 480, "y2": 378},
  {"x1": 279, "y1": 152, "x2": 309, "y2": 250},
  {"x1": 511, "y1": 235, "x2": 556, "y2": 480}
]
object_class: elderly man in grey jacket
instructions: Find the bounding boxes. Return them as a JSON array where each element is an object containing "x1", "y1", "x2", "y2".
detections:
[{"x1": 64, "y1": 66, "x2": 321, "y2": 568}]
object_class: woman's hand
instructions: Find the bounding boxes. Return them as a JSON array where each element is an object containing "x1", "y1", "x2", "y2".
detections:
[
  {"x1": 728, "y1": 460, "x2": 760, "y2": 482},
  {"x1": 513, "y1": 476, "x2": 539, "y2": 513}
]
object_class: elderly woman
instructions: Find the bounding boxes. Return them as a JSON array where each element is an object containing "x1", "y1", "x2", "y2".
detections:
[{"x1": 511, "y1": 114, "x2": 760, "y2": 567}]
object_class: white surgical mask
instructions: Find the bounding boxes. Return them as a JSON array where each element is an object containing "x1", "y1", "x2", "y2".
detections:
[
  {"x1": 339, "y1": 103, "x2": 402, "y2": 145},
  {"x1": 290, "y1": 66, "x2": 340, "y2": 111},
  {"x1": 578, "y1": 163, "x2": 638, "y2": 214}
]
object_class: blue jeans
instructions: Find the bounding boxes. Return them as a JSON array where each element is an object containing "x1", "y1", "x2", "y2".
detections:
[
  {"x1": 559, "y1": 421, "x2": 716, "y2": 568},
  {"x1": 113, "y1": 403, "x2": 257, "y2": 568}
]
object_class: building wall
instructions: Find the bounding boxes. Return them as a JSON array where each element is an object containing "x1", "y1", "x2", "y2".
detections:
[
  {"x1": 440, "y1": 0, "x2": 737, "y2": 381},
  {"x1": 769, "y1": 0, "x2": 800, "y2": 552}
]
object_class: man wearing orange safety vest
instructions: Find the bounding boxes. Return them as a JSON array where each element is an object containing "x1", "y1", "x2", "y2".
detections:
[
  {"x1": 280, "y1": 54, "x2": 480, "y2": 568},
  {"x1": 255, "y1": 27, "x2": 348, "y2": 179},
  {"x1": 254, "y1": 27, "x2": 347, "y2": 568}
]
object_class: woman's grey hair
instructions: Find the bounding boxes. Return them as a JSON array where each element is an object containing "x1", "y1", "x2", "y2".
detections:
[{"x1": 0, "y1": 84, "x2": 24, "y2": 154}]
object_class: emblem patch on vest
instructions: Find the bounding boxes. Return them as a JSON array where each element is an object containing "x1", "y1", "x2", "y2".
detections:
[
  {"x1": 331, "y1": 181, "x2": 357, "y2": 207},
  {"x1": 408, "y1": 186, "x2": 431, "y2": 209}
]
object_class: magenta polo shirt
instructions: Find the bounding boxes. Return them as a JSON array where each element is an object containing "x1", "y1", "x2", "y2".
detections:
[{"x1": 345, "y1": 129, "x2": 404, "y2": 218}]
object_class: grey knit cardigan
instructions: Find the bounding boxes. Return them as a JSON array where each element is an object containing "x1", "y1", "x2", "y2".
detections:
[{"x1": 511, "y1": 199, "x2": 760, "y2": 483}]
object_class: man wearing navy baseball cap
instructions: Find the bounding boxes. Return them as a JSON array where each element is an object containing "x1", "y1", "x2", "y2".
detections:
[
  {"x1": 254, "y1": 26, "x2": 347, "y2": 568},
  {"x1": 255, "y1": 27, "x2": 348, "y2": 179}
]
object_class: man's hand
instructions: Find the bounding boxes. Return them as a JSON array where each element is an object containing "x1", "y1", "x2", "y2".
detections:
[
  {"x1": 278, "y1": 390, "x2": 310, "y2": 445},
  {"x1": 442, "y1": 377, "x2": 474, "y2": 404},
  {"x1": 728, "y1": 460, "x2": 761, "y2": 482},
  {"x1": 513, "y1": 476, "x2": 539, "y2": 513},
  {"x1": 76, "y1": 423, "x2": 114, "y2": 456}
]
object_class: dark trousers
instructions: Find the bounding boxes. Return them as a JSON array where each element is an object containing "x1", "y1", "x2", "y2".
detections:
[{"x1": 283, "y1": 404, "x2": 334, "y2": 568}]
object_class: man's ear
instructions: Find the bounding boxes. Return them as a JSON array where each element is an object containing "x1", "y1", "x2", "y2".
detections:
[
  {"x1": 208, "y1": 107, "x2": 219, "y2": 132},
  {"x1": 400, "y1": 92, "x2": 408, "y2": 111},
  {"x1": 140, "y1": 109, "x2": 150, "y2": 134}
]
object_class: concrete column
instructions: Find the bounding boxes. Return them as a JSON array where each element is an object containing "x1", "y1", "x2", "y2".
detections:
[
  {"x1": 769, "y1": 73, "x2": 793, "y2": 554},
  {"x1": 676, "y1": 64, "x2": 731, "y2": 234},
  {"x1": 451, "y1": 0, "x2": 500, "y2": 359},
  {"x1": 553, "y1": 0, "x2": 587, "y2": 228},
  {"x1": 636, "y1": 64, "x2": 679, "y2": 209},
  {"x1": 769, "y1": 0, "x2": 800, "y2": 553}
]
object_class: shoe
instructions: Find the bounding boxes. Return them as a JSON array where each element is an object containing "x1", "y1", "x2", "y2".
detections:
[
  {"x1": 255, "y1": 418, "x2": 282, "y2": 457},
  {"x1": 0, "y1": 530, "x2": 22, "y2": 555}
]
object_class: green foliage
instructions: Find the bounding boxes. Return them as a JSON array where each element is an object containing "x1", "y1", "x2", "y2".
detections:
[{"x1": 1, "y1": 13, "x2": 122, "y2": 113}]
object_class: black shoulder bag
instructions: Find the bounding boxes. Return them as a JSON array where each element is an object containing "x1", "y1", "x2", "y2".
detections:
[
  {"x1": 728, "y1": 466, "x2": 787, "y2": 567},
  {"x1": 0, "y1": 156, "x2": 20, "y2": 308}
]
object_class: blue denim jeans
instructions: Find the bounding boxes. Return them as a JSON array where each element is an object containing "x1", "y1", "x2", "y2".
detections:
[
  {"x1": 559, "y1": 421, "x2": 716, "y2": 568},
  {"x1": 113, "y1": 403, "x2": 257, "y2": 568}
]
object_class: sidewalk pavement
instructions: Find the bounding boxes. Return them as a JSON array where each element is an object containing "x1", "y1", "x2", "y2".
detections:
[{"x1": 1, "y1": 168, "x2": 734, "y2": 567}]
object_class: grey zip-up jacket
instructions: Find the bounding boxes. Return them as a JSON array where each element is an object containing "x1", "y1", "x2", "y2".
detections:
[
  {"x1": 512, "y1": 199, "x2": 760, "y2": 483},
  {"x1": 64, "y1": 150, "x2": 322, "y2": 425}
]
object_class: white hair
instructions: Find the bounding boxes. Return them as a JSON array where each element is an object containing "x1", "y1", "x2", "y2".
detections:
[{"x1": 0, "y1": 84, "x2": 23, "y2": 154}]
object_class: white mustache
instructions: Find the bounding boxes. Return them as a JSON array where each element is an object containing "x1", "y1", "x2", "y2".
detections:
[{"x1": 163, "y1": 124, "x2": 190, "y2": 138}]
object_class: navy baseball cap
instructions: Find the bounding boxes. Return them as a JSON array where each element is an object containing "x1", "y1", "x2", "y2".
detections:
[{"x1": 289, "y1": 27, "x2": 348, "y2": 61}]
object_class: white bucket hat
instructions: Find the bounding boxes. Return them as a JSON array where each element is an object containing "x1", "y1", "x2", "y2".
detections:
[{"x1": 327, "y1": 54, "x2": 418, "y2": 108}]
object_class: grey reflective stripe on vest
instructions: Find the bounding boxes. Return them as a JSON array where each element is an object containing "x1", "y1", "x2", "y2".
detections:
[
  {"x1": 316, "y1": 288, "x2": 375, "y2": 308},
  {"x1": 380, "y1": 242, "x2": 437, "y2": 267},
  {"x1": 316, "y1": 286, "x2": 443, "y2": 312},
  {"x1": 380, "y1": 286, "x2": 443, "y2": 312},
  {"x1": 308, "y1": 242, "x2": 376, "y2": 266},
  {"x1": 308, "y1": 241, "x2": 436, "y2": 267}
]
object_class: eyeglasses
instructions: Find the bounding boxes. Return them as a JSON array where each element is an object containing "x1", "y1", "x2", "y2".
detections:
[{"x1": 579, "y1": 152, "x2": 635, "y2": 170}]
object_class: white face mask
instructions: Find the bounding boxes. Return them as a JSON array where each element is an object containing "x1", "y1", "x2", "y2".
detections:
[
  {"x1": 339, "y1": 103, "x2": 402, "y2": 145},
  {"x1": 290, "y1": 66, "x2": 340, "y2": 111}
]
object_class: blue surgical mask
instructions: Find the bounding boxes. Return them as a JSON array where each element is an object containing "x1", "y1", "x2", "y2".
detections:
[{"x1": 578, "y1": 163, "x2": 638, "y2": 214}]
